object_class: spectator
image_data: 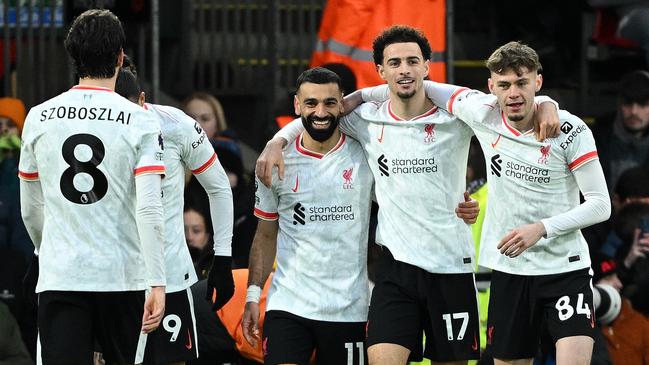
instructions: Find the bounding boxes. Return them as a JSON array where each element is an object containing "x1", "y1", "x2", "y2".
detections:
[
  {"x1": 592, "y1": 70, "x2": 649, "y2": 193},
  {"x1": 184, "y1": 205, "x2": 214, "y2": 279},
  {"x1": 610, "y1": 202, "x2": 649, "y2": 316},
  {"x1": 0, "y1": 301, "x2": 32, "y2": 365},
  {"x1": 182, "y1": 92, "x2": 229, "y2": 139},
  {"x1": 587, "y1": 166, "x2": 649, "y2": 256},
  {"x1": 591, "y1": 250, "x2": 649, "y2": 365},
  {"x1": 0, "y1": 97, "x2": 32, "y2": 263}
]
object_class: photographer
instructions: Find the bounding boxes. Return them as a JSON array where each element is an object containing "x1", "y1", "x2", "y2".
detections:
[{"x1": 593, "y1": 203, "x2": 649, "y2": 364}]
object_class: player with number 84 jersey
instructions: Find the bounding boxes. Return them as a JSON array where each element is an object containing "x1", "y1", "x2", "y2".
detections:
[{"x1": 18, "y1": 85, "x2": 166, "y2": 292}]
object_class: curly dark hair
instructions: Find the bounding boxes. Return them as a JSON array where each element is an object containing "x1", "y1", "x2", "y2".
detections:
[
  {"x1": 372, "y1": 25, "x2": 432, "y2": 65},
  {"x1": 64, "y1": 9, "x2": 125, "y2": 79}
]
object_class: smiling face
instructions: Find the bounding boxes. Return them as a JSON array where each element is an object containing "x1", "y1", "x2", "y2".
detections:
[
  {"x1": 294, "y1": 81, "x2": 343, "y2": 143},
  {"x1": 377, "y1": 42, "x2": 428, "y2": 100},
  {"x1": 488, "y1": 66, "x2": 542, "y2": 123}
]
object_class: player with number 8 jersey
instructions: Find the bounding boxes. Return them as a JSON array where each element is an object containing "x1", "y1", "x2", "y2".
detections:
[{"x1": 18, "y1": 9, "x2": 166, "y2": 365}]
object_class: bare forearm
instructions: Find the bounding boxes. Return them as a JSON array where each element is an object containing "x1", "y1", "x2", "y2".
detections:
[{"x1": 247, "y1": 225, "x2": 277, "y2": 288}]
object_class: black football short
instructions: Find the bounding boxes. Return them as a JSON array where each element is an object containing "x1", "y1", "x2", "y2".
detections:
[
  {"x1": 366, "y1": 247, "x2": 480, "y2": 362},
  {"x1": 263, "y1": 310, "x2": 367, "y2": 365},
  {"x1": 487, "y1": 268, "x2": 595, "y2": 359},
  {"x1": 143, "y1": 288, "x2": 198, "y2": 364},
  {"x1": 38, "y1": 290, "x2": 146, "y2": 365}
]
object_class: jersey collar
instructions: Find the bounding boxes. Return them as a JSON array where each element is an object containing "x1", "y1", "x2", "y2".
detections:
[
  {"x1": 500, "y1": 111, "x2": 533, "y2": 137},
  {"x1": 71, "y1": 85, "x2": 114, "y2": 93},
  {"x1": 295, "y1": 133, "x2": 346, "y2": 159},
  {"x1": 387, "y1": 100, "x2": 438, "y2": 121}
]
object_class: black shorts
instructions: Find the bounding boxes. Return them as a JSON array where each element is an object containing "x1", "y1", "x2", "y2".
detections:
[
  {"x1": 263, "y1": 310, "x2": 367, "y2": 365},
  {"x1": 143, "y1": 288, "x2": 198, "y2": 365},
  {"x1": 366, "y1": 247, "x2": 480, "y2": 362},
  {"x1": 38, "y1": 290, "x2": 146, "y2": 365},
  {"x1": 487, "y1": 268, "x2": 595, "y2": 359}
]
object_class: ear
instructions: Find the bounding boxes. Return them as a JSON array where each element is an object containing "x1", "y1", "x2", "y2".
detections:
[
  {"x1": 377, "y1": 64, "x2": 386, "y2": 81},
  {"x1": 535, "y1": 73, "x2": 543, "y2": 92},
  {"x1": 487, "y1": 78, "x2": 495, "y2": 94},
  {"x1": 138, "y1": 92, "x2": 146, "y2": 107},
  {"x1": 293, "y1": 94, "x2": 301, "y2": 115},
  {"x1": 117, "y1": 49, "x2": 124, "y2": 68},
  {"x1": 423, "y1": 59, "x2": 430, "y2": 76}
]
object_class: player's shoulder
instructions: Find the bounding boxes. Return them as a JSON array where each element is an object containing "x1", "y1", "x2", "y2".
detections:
[
  {"x1": 556, "y1": 110, "x2": 591, "y2": 138},
  {"x1": 147, "y1": 103, "x2": 199, "y2": 135},
  {"x1": 348, "y1": 100, "x2": 385, "y2": 122}
]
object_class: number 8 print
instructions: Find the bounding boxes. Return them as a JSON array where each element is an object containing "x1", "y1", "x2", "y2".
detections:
[{"x1": 60, "y1": 134, "x2": 108, "y2": 204}]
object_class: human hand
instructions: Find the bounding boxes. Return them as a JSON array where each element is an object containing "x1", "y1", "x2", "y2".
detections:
[
  {"x1": 242, "y1": 301, "x2": 261, "y2": 346},
  {"x1": 498, "y1": 222, "x2": 546, "y2": 257},
  {"x1": 142, "y1": 286, "x2": 165, "y2": 333},
  {"x1": 455, "y1": 191, "x2": 480, "y2": 224},
  {"x1": 255, "y1": 138, "x2": 286, "y2": 187},
  {"x1": 205, "y1": 256, "x2": 235, "y2": 311},
  {"x1": 624, "y1": 228, "x2": 649, "y2": 268},
  {"x1": 534, "y1": 102, "x2": 560, "y2": 141}
]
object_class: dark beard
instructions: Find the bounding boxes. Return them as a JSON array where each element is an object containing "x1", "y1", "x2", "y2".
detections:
[
  {"x1": 301, "y1": 114, "x2": 340, "y2": 142},
  {"x1": 397, "y1": 90, "x2": 416, "y2": 99}
]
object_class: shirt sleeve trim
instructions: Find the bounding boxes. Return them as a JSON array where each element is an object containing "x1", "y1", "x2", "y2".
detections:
[
  {"x1": 254, "y1": 208, "x2": 279, "y2": 221},
  {"x1": 18, "y1": 170, "x2": 39, "y2": 181},
  {"x1": 569, "y1": 151, "x2": 598, "y2": 170},
  {"x1": 191, "y1": 152, "x2": 217, "y2": 175},
  {"x1": 134, "y1": 165, "x2": 166, "y2": 176},
  {"x1": 447, "y1": 87, "x2": 469, "y2": 114}
]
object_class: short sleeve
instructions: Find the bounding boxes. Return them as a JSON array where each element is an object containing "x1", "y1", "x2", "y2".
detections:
[
  {"x1": 253, "y1": 174, "x2": 279, "y2": 221},
  {"x1": 181, "y1": 118, "x2": 218, "y2": 175},
  {"x1": 559, "y1": 116, "x2": 599, "y2": 171},
  {"x1": 18, "y1": 111, "x2": 39, "y2": 181},
  {"x1": 133, "y1": 110, "x2": 166, "y2": 176}
]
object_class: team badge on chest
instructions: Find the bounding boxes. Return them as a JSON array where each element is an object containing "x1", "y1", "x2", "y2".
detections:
[
  {"x1": 423, "y1": 124, "x2": 436, "y2": 143},
  {"x1": 343, "y1": 167, "x2": 354, "y2": 189}
]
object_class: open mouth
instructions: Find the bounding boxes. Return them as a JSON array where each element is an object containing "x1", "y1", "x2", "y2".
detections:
[
  {"x1": 397, "y1": 79, "x2": 415, "y2": 86},
  {"x1": 310, "y1": 118, "x2": 332, "y2": 129}
]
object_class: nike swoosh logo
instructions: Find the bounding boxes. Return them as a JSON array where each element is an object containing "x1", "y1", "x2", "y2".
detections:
[
  {"x1": 377, "y1": 125, "x2": 385, "y2": 143},
  {"x1": 185, "y1": 328, "x2": 193, "y2": 350},
  {"x1": 471, "y1": 333, "x2": 478, "y2": 351},
  {"x1": 291, "y1": 174, "x2": 299, "y2": 192},
  {"x1": 491, "y1": 135, "x2": 501, "y2": 148}
]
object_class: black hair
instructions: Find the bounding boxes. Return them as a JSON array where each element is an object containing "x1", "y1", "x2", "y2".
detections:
[
  {"x1": 618, "y1": 70, "x2": 649, "y2": 105},
  {"x1": 614, "y1": 166, "x2": 649, "y2": 201},
  {"x1": 372, "y1": 25, "x2": 432, "y2": 65},
  {"x1": 295, "y1": 67, "x2": 343, "y2": 93},
  {"x1": 64, "y1": 9, "x2": 125, "y2": 79},
  {"x1": 321, "y1": 63, "x2": 357, "y2": 94},
  {"x1": 115, "y1": 57, "x2": 141, "y2": 102}
]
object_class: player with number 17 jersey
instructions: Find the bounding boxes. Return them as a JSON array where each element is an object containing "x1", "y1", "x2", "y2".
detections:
[{"x1": 18, "y1": 85, "x2": 166, "y2": 291}]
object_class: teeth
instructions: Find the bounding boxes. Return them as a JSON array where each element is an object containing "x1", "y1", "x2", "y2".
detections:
[
  {"x1": 313, "y1": 120, "x2": 328, "y2": 125},
  {"x1": 398, "y1": 80, "x2": 414, "y2": 84}
]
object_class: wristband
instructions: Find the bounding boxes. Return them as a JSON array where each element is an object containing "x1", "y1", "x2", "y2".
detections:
[{"x1": 246, "y1": 285, "x2": 262, "y2": 303}]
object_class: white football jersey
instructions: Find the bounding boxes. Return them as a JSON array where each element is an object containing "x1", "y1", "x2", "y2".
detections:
[
  {"x1": 340, "y1": 101, "x2": 476, "y2": 274},
  {"x1": 19, "y1": 86, "x2": 165, "y2": 292},
  {"x1": 254, "y1": 133, "x2": 374, "y2": 322},
  {"x1": 146, "y1": 103, "x2": 223, "y2": 292},
  {"x1": 448, "y1": 89, "x2": 597, "y2": 275}
]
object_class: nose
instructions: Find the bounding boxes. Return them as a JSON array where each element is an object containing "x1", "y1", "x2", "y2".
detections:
[{"x1": 314, "y1": 103, "x2": 328, "y2": 117}]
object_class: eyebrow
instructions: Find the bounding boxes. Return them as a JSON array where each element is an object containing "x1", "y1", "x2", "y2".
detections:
[{"x1": 303, "y1": 97, "x2": 338, "y2": 103}]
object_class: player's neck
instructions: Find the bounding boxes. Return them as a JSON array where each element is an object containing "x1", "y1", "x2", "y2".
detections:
[
  {"x1": 507, "y1": 112, "x2": 535, "y2": 134},
  {"x1": 301, "y1": 129, "x2": 342, "y2": 154},
  {"x1": 389, "y1": 89, "x2": 434, "y2": 120},
  {"x1": 77, "y1": 69, "x2": 119, "y2": 91}
]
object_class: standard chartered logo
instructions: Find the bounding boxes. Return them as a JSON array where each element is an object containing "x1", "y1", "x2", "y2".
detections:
[
  {"x1": 376, "y1": 153, "x2": 437, "y2": 177},
  {"x1": 292, "y1": 202, "x2": 306, "y2": 225},
  {"x1": 292, "y1": 202, "x2": 355, "y2": 225},
  {"x1": 378, "y1": 154, "x2": 389, "y2": 176},
  {"x1": 491, "y1": 154, "x2": 502, "y2": 177},
  {"x1": 490, "y1": 154, "x2": 551, "y2": 183}
]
